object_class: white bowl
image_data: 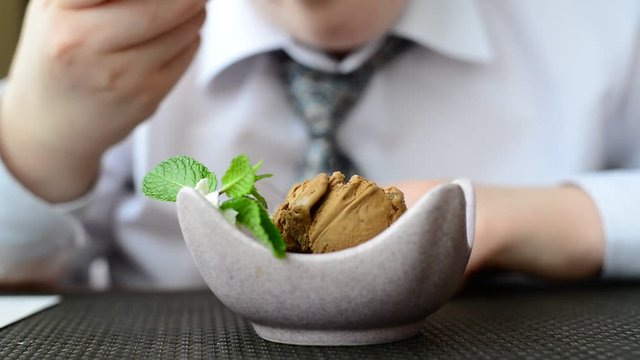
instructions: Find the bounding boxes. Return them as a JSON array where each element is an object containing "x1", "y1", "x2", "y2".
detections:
[{"x1": 177, "y1": 179, "x2": 475, "y2": 346}]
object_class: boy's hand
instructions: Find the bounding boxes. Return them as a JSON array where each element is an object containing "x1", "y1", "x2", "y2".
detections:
[
  {"x1": 393, "y1": 181, "x2": 605, "y2": 281},
  {"x1": 0, "y1": 0, "x2": 206, "y2": 202}
]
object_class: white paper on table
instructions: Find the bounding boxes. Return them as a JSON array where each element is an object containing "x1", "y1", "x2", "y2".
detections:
[{"x1": 0, "y1": 295, "x2": 61, "y2": 329}]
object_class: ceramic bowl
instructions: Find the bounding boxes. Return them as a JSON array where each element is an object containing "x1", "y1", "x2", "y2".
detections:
[{"x1": 177, "y1": 179, "x2": 475, "y2": 346}]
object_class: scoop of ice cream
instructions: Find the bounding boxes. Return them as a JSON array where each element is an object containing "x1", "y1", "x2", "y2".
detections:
[{"x1": 273, "y1": 172, "x2": 407, "y2": 254}]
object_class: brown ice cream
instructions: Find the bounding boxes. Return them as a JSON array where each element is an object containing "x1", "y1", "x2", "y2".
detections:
[{"x1": 273, "y1": 172, "x2": 407, "y2": 254}]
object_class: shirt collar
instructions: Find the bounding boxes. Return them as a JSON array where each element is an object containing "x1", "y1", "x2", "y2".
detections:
[
  {"x1": 197, "y1": 0, "x2": 493, "y2": 87},
  {"x1": 392, "y1": 0, "x2": 493, "y2": 63}
]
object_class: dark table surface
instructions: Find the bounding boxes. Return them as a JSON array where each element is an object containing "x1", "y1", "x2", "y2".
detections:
[{"x1": 1, "y1": 279, "x2": 640, "y2": 359}]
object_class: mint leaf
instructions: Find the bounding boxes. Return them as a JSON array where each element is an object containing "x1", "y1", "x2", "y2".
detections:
[
  {"x1": 252, "y1": 160, "x2": 264, "y2": 172},
  {"x1": 258, "y1": 206, "x2": 286, "y2": 258},
  {"x1": 221, "y1": 197, "x2": 285, "y2": 258},
  {"x1": 249, "y1": 186, "x2": 269, "y2": 209},
  {"x1": 221, "y1": 197, "x2": 266, "y2": 242},
  {"x1": 255, "y1": 173, "x2": 273, "y2": 182},
  {"x1": 143, "y1": 156, "x2": 217, "y2": 202},
  {"x1": 220, "y1": 155, "x2": 255, "y2": 198}
]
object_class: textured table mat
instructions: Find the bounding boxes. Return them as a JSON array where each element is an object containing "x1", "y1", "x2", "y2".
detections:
[{"x1": 1, "y1": 282, "x2": 640, "y2": 359}]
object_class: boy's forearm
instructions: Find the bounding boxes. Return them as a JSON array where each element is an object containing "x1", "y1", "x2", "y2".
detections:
[
  {"x1": 471, "y1": 186, "x2": 605, "y2": 280},
  {"x1": 394, "y1": 179, "x2": 605, "y2": 280}
]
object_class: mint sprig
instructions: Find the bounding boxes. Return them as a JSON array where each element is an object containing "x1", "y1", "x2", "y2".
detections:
[{"x1": 142, "y1": 155, "x2": 286, "y2": 258}]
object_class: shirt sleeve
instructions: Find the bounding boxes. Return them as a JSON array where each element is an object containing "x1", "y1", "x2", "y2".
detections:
[
  {"x1": 570, "y1": 171, "x2": 640, "y2": 278},
  {"x1": 568, "y1": 23, "x2": 640, "y2": 278},
  {"x1": 0, "y1": 79, "x2": 131, "y2": 287}
]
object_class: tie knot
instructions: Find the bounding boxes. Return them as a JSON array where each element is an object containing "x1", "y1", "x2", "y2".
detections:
[
  {"x1": 284, "y1": 63, "x2": 367, "y2": 131},
  {"x1": 278, "y1": 36, "x2": 414, "y2": 179}
]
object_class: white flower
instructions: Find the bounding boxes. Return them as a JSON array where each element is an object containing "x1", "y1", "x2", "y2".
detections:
[
  {"x1": 194, "y1": 178, "x2": 220, "y2": 207},
  {"x1": 193, "y1": 178, "x2": 237, "y2": 224},
  {"x1": 221, "y1": 208, "x2": 239, "y2": 226},
  {"x1": 205, "y1": 191, "x2": 221, "y2": 208},
  {"x1": 194, "y1": 178, "x2": 210, "y2": 197}
]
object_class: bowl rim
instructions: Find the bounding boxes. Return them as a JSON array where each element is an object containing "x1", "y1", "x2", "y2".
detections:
[{"x1": 178, "y1": 178, "x2": 474, "y2": 262}]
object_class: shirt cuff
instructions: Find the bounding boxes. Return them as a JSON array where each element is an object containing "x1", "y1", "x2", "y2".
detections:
[
  {"x1": 0, "y1": 159, "x2": 97, "y2": 219},
  {"x1": 50, "y1": 183, "x2": 97, "y2": 217},
  {"x1": 0, "y1": 153, "x2": 93, "y2": 281},
  {"x1": 568, "y1": 170, "x2": 640, "y2": 278}
]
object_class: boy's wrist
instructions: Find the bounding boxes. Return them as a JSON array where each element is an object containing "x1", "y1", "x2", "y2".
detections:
[
  {"x1": 0, "y1": 104, "x2": 102, "y2": 203},
  {"x1": 468, "y1": 185, "x2": 517, "y2": 272}
]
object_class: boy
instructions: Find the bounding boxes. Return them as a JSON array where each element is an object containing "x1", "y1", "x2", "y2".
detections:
[{"x1": 0, "y1": 0, "x2": 638, "y2": 288}]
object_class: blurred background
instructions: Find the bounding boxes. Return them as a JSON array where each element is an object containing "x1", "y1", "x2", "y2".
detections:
[{"x1": 0, "y1": 1, "x2": 28, "y2": 78}]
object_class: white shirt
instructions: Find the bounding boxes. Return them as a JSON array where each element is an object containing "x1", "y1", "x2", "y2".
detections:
[{"x1": 1, "y1": 0, "x2": 639, "y2": 289}]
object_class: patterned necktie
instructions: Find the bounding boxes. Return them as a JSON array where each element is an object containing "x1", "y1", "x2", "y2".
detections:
[{"x1": 278, "y1": 36, "x2": 413, "y2": 179}]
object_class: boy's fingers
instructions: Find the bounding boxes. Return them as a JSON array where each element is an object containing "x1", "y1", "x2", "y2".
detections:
[
  {"x1": 125, "y1": 9, "x2": 206, "y2": 70},
  {"x1": 88, "y1": 0, "x2": 206, "y2": 51},
  {"x1": 58, "y1": 0, "x2": 109, "y2": 8},
  {"x1": 154, "y1": 36, "x2": 201, "y2": 91},
  {"x1": 160, "y1": 36, "x2": 200, "y2": 79}
]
